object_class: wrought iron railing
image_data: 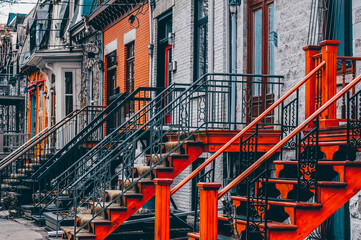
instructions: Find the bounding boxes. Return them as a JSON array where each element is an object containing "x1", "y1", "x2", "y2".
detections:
[
  {"x1": 54, "y1": 73, "x2": 283, "y2": 237},
  {"x1": 32, "y1": 87, "x2": 161, "y2": 214},
  {"x1": 1, "y1": 132, "x2": 30, "y2": 153},
  {"x1": 168, "y1": 62, "x2": 325, "y2": 240},
  {"x1": 0, "y1": 105, "x2": 104, "y2": 198},
  {"x1": 213, "y1": 72, "x2": 361, "y2": 240},
  {"x1": 347, "y1": 89, "x2": 361, "y2": 157}
]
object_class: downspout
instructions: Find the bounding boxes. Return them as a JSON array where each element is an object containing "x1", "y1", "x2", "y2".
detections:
[
  {"x1": 230, "y1": 2, "x2": 237, "y2": 130},
  {"x1": 209, "y1": 0, "x2": 214, "y2": 73},
  {"x1": 99, "y1": 31, "x2": 104, "y2": 106}
]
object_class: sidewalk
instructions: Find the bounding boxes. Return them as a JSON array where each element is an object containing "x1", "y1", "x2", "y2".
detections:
[{"x1": 0, "y1": 218, "x2": 47, "y2": 240}]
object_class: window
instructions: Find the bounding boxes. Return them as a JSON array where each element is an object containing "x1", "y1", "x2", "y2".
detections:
[
  {"x1": 126, "y1": 42, "x2": 135, "y2": 95},
  {"x1": 195, "y1": 0, "x2": 208, "y2": 79},
  {"x1": 126, "y1": 42, "x2": 135, "y2": 115},
  {"x1": 65, "y1": 72, "x2": 73, "y2": 115}
]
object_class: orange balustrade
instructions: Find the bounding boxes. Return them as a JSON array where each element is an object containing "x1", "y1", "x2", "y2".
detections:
[
  {"x1": 154, "y1": 178, "x2": 173, "y2": 240},
  {"x1": 218, "y1": 72, "x2": 361, "y2": 198},
  {"x1": 198, "y1": 182, "x2": 221, "y2": 240}
]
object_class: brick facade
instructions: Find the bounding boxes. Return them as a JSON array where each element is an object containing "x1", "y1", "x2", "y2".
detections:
[{"x1": 103, "y1": 7, "x2": 150, "y2": 106}]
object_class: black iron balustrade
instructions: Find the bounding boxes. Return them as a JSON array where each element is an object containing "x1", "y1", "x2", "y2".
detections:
[
  {"x1": 245, "y1": 162, "x2": 269, "y2": 240},
  {"x1": 296, "y1": 120, "x2": 320, "y2": 202},
  {"x1": 0, "y1": 106, "x2": 104, "y2": 202},
  {"x1": 347, "y1": 89, "x2": 361, "y2": 158},
  {"x1": 192, "y1": 159, "x2": 215, "y2": 232},
  {"x1": 281, "y1": 93, "x2": 299, "y2": 150},
  {"x1": 32, "y1": 87, "x2": 161, "y2": 215},
  {"x1": 63, "y1": 73, "x2": 284, "y2": 237}
]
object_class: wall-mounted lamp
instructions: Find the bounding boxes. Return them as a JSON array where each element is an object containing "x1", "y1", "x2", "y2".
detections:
[
  {"x1": 98, "y1": 60, "x2": 104, "y2": 72},
  {"x1": 50, "y1": 87, "x2": 55, "y2": 95},
  {"x1": 148, "y1": 43, "x2": 154, "y2": 55},
  {"x1": 168, "y1": 32, "x2": 175, "y2": 45},
  {"x1": 229, "y1": 0, "x2": 238, "y2": 15},
  {"x1": 43, "y1": 91, "x2": 48, "y2": 99}
]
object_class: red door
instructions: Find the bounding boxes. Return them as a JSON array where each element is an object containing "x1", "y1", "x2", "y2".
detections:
[{"x1": 164, "y1": 45, "x2": 172, "y2": 124}]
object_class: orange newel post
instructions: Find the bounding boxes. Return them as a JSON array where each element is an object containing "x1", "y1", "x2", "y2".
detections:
[
  {"x1": 320, "y1": 40, "x2": 340, "y2": 126},
  {"x1": 154, "y1": 178, "x2": 173, "y2": 240},
  {"x1": 198, "y1": 182, "x2": 221, "y2": 240},
  {"x1": 303, "y1": 45, "x2": 321, "y2": 119}
]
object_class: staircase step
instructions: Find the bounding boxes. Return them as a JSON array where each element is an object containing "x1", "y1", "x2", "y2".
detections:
[
  {"x1": 231, "y1": 196, "x2": 323, "y2": 209},
  {"x1": 274, "y1": 160, "x2": 361, "y2": 166},
  {"x1": 264, "y1": 178, "x2": 347, "y2": 188},
  {"x1": 61, "y1": 226, "x2": 96, "y2": 239},
  {"x1": 76, "y1": 213, "x2": 104, "y2": 231},
  {"x1": 153, "y1": 166, "x2": 174, "y2": 178},
  {"x1": 10, "y1": 173, "x2": 26, "y2": 178},
  {"x1": 3, "y1": 178, "x2": 20, "y2": 184},
  {"x1": 218, "y1": 215, "x2": 298, "y2": 231},
  {"x1": 1, "y1": 183, "x2": 12, "y2": 189},
  {"x1": 232, "y1": 196, "x2": 322, "y2": 224}
]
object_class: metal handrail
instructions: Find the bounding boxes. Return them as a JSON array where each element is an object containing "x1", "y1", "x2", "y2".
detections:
[
  {"x1": 218, "y1": 71, "x2": 361, "y2": 198},
  {"x1": 32, "y1": 92, "x2": 128, "y2": 179},
  {"x1": 170, "y1": 61, "x2": 326, "y2": 196},
  {"x1": 0, "y1": 105, "x2": 99, "y2": 171},
  {"x1": 69, "y1": 72, "x2": 285, "y2": 236},
  {"x1": 33, "y1": 87, "x2": 163, "y2": 212},
  {"x1": 0, "y1": 128, "x2": 48, "y2": 167}
]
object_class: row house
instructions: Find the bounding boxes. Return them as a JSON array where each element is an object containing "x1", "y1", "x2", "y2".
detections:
[
  {"x1": 1, "y1": 0, "x2": 361, "y2": 240},
  {"x1": 0, "y1": 14, "x2": 27, "y2": 156}
]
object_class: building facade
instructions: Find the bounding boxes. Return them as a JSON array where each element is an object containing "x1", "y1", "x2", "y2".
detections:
[{"x1": 1, "y1": 0, "x2": 361, "y2": 239}]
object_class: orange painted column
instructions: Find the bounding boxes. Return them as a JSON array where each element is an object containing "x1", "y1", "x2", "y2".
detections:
[
  {"x1": 320, "y1": 40, "x2": 340, "y2": 126},
  {"x1": 154, "y1": 178, "x2": 173, "y2": 240},
  {"x1": 197, "y1": 182, "x2": 221, "y2": 240},
  {"x1": 303, "y1": 45, "x2": 321, "y2": 119}
]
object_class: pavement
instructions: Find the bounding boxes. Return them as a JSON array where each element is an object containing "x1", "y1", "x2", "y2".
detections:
[{"x1": 0, "y1": 217, "x2": 48, "y2": 240}]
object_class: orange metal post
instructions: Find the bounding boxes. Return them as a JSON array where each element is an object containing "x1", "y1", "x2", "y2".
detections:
[
  {"x1": 198, "y1": 182, "x2": 221, "y2": 240},
  {"x1": 154, "y1": 178, "x2": 173, "y2": 240},
  {"x1": 303, "y1": 45, "x2": 321, "y2": 119},
  {"x1": 320, "y1": 40, "x2": 340, "y2": 126}
]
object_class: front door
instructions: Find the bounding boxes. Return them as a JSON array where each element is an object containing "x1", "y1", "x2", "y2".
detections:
[
  {"x1": 247, "y1": 0, "x2": 275, "y2": 124},
  {"x1": 31, "y1": 94, "x2": 36, "y2": 137}
]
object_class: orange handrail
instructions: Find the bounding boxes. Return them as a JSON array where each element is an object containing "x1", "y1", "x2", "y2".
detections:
[
  {"x1": 218, "y1": 72, "x2": 361, "y2": 198},
  {"x1": 170, "y1": 61, "x2": 326, "y2": 196}
]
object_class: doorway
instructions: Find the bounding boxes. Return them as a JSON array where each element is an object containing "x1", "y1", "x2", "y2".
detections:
[{"x1": 247, "y1": 0, "x2": 275, "y2": 124}]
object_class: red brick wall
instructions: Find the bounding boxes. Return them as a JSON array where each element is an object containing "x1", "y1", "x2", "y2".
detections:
[{"x1": 103, "y1": 7, "x2": 150, "y2": 106}]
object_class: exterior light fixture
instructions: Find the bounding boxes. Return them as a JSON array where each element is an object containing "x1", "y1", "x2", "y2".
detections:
[
  {"x1": 50, "y1": 87, "x2": 55, "y2": 95},
  {"x1": 43, "y1": 91, "x2": 48, "y2": 99},
  {"x1": 229, "y1": 0, "x2": 238, "y2": 15},
  {"x1": 168, "y1": 32, "x2": 175, "y2": 45}
]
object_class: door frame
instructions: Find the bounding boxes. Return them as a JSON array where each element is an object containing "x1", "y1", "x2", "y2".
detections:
[{"x1": 246, "y1": 0, "x2": 274, "y2": 122}]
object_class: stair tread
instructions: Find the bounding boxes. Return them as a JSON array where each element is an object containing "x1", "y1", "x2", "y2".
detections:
[
  {"x1": 231, "y1": 196, "x2": 323, "y2": 208},
  {"x1": 123, "y1": 192, "x2": 143, "y2": 198},
  {"x1": 61, "y1": 226, "x2": 90, "y2": 234},
  {"x1": 218, "y1": 215, "x2": 298, "y2": 230},
  {"x1": 274, "y1": 160, "x2": 361, "y2": 165},
  {"x1": 265, "y1": 178, "x2": 347, "y2": 187},
  {"x1": 91, "y1": 219, "x2": 111, "y2": 224},
  {"x1": 153, "y1": 166, "x2": 173, "y2": 171},
  {"x1": 107, "y1": 206, "x2": 128, "y2": 211}
]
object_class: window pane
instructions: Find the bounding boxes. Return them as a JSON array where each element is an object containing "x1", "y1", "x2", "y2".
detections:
[
  {"x1": 66, "y1": 96, "x2": 73, "y2": 115},
  {"x1": 65, "y1": 72, "x2": 73, "y2": 94},
  {"x1": 198, "y1": 23, "x2": 208, "y2": 77},
  {"x1": 253, "y1": 8, "x2": 262, "y2": 96}
]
